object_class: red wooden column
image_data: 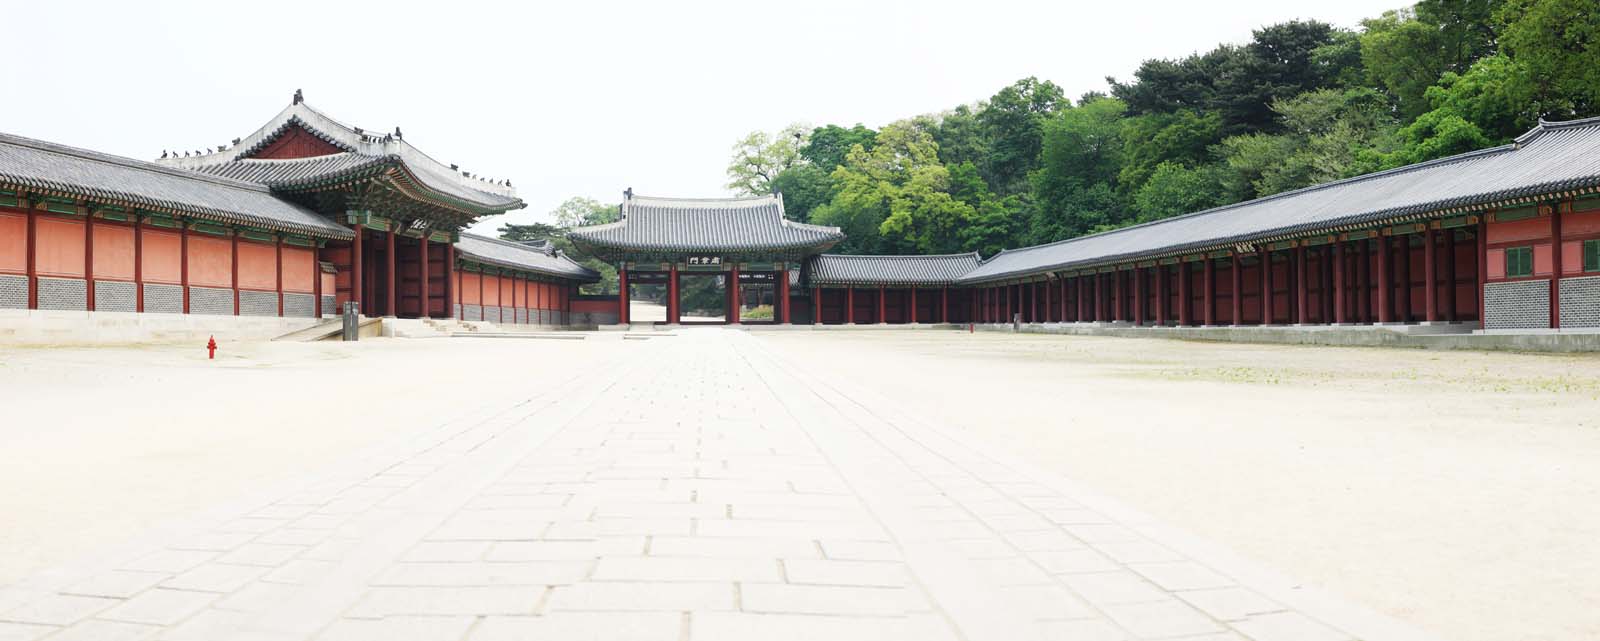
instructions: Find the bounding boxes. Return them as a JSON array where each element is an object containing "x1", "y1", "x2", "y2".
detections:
[
  {"x1": 1230, "y1": 254, "x2": 1243, "y2": 325},
  {"x1": 1029, "y1": 281, "x2": 1038, "y2": 322},
  {"x1": 941, "y1": 286, "x2": 949, "y2": 323},
  {"x1": 1357, "y1": 237, "x2": 1370, "y2": 323},
  {"x1": 778, "y1": 268, "x2": 791, "y2": 324},
  {"x1": 1178, "y1": 263, "x2": 1191, "y2": 326},
  {"x1": 1376, "y1": 235, "x2": 1392, "y2": 323},
  {"x1": 1093, "y1": 274, "x2": 1103, "y2": 321},
  {"x1": 275, "y1": 235, "x2": 284, "y2": 317},
  {"x1": 24, "y1": 202, "x2": 36, "y2": 309},
  {"x1": 1476, "y1": 219, "x2": 1487, "y2": 324},
  {"x1": 617, "y1": 266, "x2": 629, "y2": 325},
  {"x1": 385, "y1": 228, "x2": 397, "y2": 317},
  {"x1": 877, "y1": 286, "x2": 886, "y2": 324},
  {"x1": 351, "y1": 230, "x2": 363, "y2": 315},
  {"x1": 1333, "y1": 241, "x2": 1346, "y2": 323},
  {"x1": 312, "y1": 246, "x2": 322, "y2": 317},
  {"x1": 134, "y1": 218, "x2": 144, "y2": 313},
  {"x1": 1424, "y1": 227, "x2": 1438, "y2": 323},
  {"x1": 1059, "y1": 278, "x2": 1068, "y2": 321},
  {"x1": 729, "y1": 264, "x2": 741, "y2": 324},
  {"x1": 1259, "y1": 248, "x2": 1272, "y2": 325},
  {"x1": 1082, "y1": 277, "x2": 1090, "y2": 321},
  {"x1": 418, "y1": 235, "x2": 430, "y2": 318},
  {"x1": 1154, "y1": 265, "x2": 1167, "y2": 326},
  {"x1": 86, "y1": 212, "x2": 95, "y2": 310},
  {"x1": 846, "y1": 286, "x2": 855, "y2": 324},
  {"x1": 231, "y1": 232, "x2": 240, "y2": 315},
  {"x1": 1202, "y1": 258, "x2": 1215, "y2": 325},
  {"x1": 1132, "y1": 267, "x2": 1144, "y2": 326},
  {"x1": 909, "y1": 286, "x2": 918, "y2": 324},
  {"x1": 812, "y1": 286, "x2": 821, "y2": 325},
  {"x1": 1295, "y1": 244, "x2": 1308, "y2": 324},
  {"x1": 1444, "y1": 230, "x2": 1458, "y2": 322},
  {"x1": 1397, "y1": 234, "x2": 1412, "y2": 323},
  {"x1": 443, "y1": 244, "x2": 454, "y2": 319},
  {"x1": 669, "y1": 265, "x2": 680, "y2": 324},
  {"x1": 180, "y1": 224, "x2": 190, "y2": 314},
  {"x1": 1550, "y1": 204, "x2": 1563, "y2": 328}
]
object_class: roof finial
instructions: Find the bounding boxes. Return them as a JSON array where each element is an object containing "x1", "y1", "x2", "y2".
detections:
[
  {"x1": 160, "y1": 150, "x2": 168, "y2": 159},
  {"x1": 393, "y1": 127, "x2": 403, "y2": 140},
  {"x1": 624, "y1": 187, "x2": 633, "y2": 200},
  {"x1": 293, "y1": 88, "x2": 303, "y2": 105}
]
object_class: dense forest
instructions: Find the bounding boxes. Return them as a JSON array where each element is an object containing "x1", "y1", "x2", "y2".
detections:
[{"x1": 508, "y1": 0, "x2": 1598, "y2": 293}]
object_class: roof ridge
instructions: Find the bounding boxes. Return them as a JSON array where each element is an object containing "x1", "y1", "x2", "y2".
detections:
[
  {"x1": 630, "y1": 193, "x2": 778, "y2": 204},
  {"x1": 820, "y1": 252, "x2": 979, "y2": 260},
  {"x1": 0, "y1": 131, "x2": 279, "y2": 194}
]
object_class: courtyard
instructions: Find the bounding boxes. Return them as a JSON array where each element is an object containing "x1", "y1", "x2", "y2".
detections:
[{"x1": 0, "y1": 330, "x2": 1596, "y2": 641}]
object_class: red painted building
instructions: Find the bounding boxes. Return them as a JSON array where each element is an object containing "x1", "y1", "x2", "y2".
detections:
[
  {"x1": 0, "y1": 94, "x2": 596, "y2": 323},
  {"x1": 575, "y1": 117, "x2": 1600, "y2": 333}
]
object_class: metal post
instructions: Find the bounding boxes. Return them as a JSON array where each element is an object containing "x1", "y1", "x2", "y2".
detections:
[{"x1": 342, "y1": 301, "x2": 360, "y2": 341}]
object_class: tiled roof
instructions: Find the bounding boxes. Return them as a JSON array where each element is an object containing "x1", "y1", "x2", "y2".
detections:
[
  {"x1": 809, "y1": 253, "x2": 982, "y2": 287},
  {"x1": 0, "y1": 131, "x2": 352, "y2": 238},
  {"x1": 567, "y1": 194, "x2": 843, "y2": 258},
  {"x1": 157, "y1": 102, "x2": 523, "y2": 212},
  {"x1": 958, "y1": 116, "x2": 1600, "y2": 284},
  {"x1": 454, "y1": 233, "x2": 600, "y2": 282}
]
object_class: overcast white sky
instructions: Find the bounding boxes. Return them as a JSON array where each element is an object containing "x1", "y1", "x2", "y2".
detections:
[{"x1": 7, "y1": 0, "x2": 1405, "y2": 234}]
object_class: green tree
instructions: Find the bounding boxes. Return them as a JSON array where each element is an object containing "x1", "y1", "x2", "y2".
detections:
[
  {"x1": 811, "y1": 120, "x2": 977, "y2": 255},
  {"x1": 725, "y1": 124, "x2": 809, "y2": 196},
  {"x1": 770, "y1": 165, "x2": 834, "y2": 223},
  {"x1": 496, "y1": 221, "x2": 564, "y2": 243},
  {"x1": 1117, "y1": 111, "x2": 1223, "y2": 195},
  {"x1": 1213, "y1": 20, "x2": 1352, "y2": 134},
  {"x1": 801, "y1": 124, "x2": 876, "y2": 171},
  {"x1": 1030, "y1": 97, "x2": 1130, "y2": 241},
  {"x1": 977, "y1": 77, "x2": 1066, "y2": 194},
  {"x1": 1133, "y1": 162, "x2": 1230, "y2": 222},
  {"x1": 1496, "y1": 0, "x2": 1600, "y2": 120},
  {"x1": 931, "y1": 104, "x2": 989, "y2": 169},
  {"x1": 550, "y1": 196, "x2": 618, "y2": 228}
]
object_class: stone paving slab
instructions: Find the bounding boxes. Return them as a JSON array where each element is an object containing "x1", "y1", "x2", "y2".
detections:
[{"x1": 0, "y1": 331, "x2": 1446, "y2": 641}]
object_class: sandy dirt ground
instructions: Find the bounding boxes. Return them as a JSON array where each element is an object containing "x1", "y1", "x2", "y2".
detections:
[
  {"x1": 2, "y1": 330, "x2": 1597, "y2": 641},
  {"x1": 753, "y1": 330, "x2": 1600, "y2": 641},
  {"x1": 0, "y1": 336, "x2": 628, "y2": 586}
]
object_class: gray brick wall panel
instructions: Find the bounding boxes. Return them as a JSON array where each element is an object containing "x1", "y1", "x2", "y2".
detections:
[
  {"x1": 283, "y1": 293, "x2": 315, "y2": 318},
  {"x1": 189, "y1": 286, "x2": 234, "y2": 316},
  {"x1": 0, "y1": 274, "x2": 27, "y2": 309},
  {"x1": 143, "y1": 284, "x2": 182, "y2": 313},
  {"x1": 239, "y1": 290, "x2": 279, "y2": 317},
  {"x1": 38, "y1": 277, "x2": 87, "y2": 311},
  {"x1": 1484, "y1": 279, "x2": 1550, "y2": 330},
  {"x1": 1559, "y1": 276, "x2": 1600, "y2": 328},
  {"x1": 94, "y1": 280, "x2": 137, "y2": 312}
]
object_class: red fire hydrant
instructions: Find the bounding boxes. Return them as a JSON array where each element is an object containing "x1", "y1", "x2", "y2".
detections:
[{"x1": 207, "y1": 335, "x2": 217, "y2": 360}]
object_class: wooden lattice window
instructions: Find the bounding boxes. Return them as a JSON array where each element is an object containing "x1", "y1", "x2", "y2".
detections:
[
  {"x1": 1505, "y1": 246, "x2": 1533, "y2": 278},
  {"x1": 1585, "y1": 239, "x2": 1599, "y2": 273}
]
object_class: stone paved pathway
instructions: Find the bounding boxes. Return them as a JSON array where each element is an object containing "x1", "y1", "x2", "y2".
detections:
[{"x1": 0, "y1": 331, "x2": 1440, "y2": 641}]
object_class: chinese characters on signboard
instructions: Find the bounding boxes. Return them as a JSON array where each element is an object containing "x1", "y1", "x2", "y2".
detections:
[{"x1": 686, "y1": 256, "x2": 722, "y2": 266}]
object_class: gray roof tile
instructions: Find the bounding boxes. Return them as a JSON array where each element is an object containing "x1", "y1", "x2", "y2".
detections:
[
  {"x1": 0, "y1": 132, "x2": 352, "y2": 238},
  {"x1": 454, "y1": 233, "x2": 600, "y2": 282},
  {"x1": 958, "y1": 117, "x2": 1600, "y2": 284},
  {"x1": 809, "y1": 253, "x2": 982, "y2": 287},
  {"x1": 158, "y1": 102, "x2": 522, "y2": 212},
  {"x1": 568, "y1": 194, "x2": 843, "y2": 258}
]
